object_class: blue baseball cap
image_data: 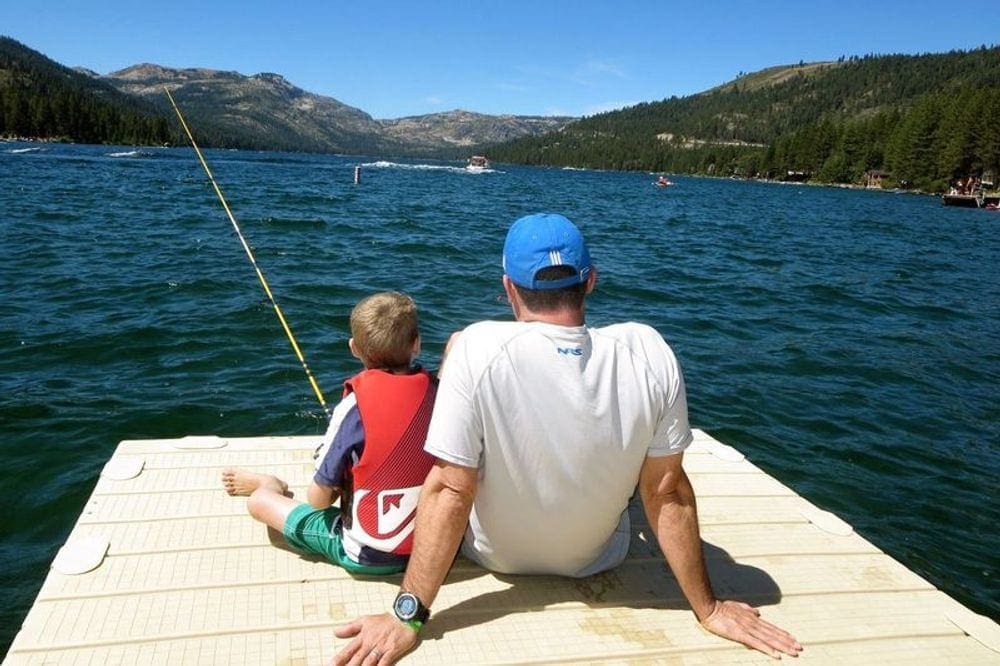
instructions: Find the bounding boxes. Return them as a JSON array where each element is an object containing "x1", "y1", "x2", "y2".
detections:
[{"x1": 503, "y1": 213, "x2": 593, "y2": 290}]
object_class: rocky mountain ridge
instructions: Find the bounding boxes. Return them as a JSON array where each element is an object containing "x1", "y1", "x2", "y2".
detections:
[
  {"x1": 101, "y1": 64, "x2": 573, "y2": 155},
  {"x1": 380, "y1": 109, "x2": 573, "y2": 150}
]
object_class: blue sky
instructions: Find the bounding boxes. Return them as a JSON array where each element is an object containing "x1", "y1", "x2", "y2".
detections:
[{"x1": 6, "y1": 2, "x2": 999, "y2": 119}]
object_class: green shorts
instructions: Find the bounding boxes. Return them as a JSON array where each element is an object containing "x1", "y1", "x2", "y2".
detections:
[{"x1": 283, "y1": 504, "x2": 406, "y2": 575}]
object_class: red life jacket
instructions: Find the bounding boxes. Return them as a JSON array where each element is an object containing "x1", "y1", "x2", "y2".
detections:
[{"x1": 342, "y1": 368, "x2": 437, "y2": 555}]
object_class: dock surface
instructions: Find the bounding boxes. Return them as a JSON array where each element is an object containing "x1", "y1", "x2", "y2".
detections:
[{"x1": 5, "y1": 430, "x2": 998, "y2": 664}]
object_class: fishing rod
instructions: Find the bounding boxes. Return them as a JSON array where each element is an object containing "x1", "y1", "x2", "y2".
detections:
[{"x1": 164, "y1": 87, "x2": 328, "y2": 412}]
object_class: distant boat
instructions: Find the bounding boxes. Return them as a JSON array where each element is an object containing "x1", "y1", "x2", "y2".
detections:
[
  {"x1": 941, "y1": 193, "x2": 999, "y2": 208},
  {"x1": 467, "y1": 155, "x2": 490, "y2": 171},
  {"x1": 654, "y1": 176, "x2": 674, "y2": 187}
]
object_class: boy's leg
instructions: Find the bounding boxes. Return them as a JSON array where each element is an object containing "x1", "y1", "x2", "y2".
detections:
[
  {"x1": 221, "y1": 467, "x2": 298, "y2": 532},
  {"x1": 221, "y1": 469, "x2": 404, "y2": 574}
]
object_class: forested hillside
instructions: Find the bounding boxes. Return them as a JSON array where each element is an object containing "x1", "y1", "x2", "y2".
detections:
[
  {"x1": 5, "y1": 33, "x2": 998, "y2": 187},
  {"x1": 487, "y1": 47, "x2": 1000, "y2": 191},
  {"x1": 0, "y1": 37, "x2": 171, "y2": 146}
]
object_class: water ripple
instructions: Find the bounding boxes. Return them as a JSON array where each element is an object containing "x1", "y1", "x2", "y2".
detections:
[{"x1": 1, "y1": 144, "x2": 998, "y2": 648}]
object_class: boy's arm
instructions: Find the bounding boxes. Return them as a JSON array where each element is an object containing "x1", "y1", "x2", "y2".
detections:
[
  {"x1": 313, "y1": 399, "x2": 364, "y2": 508},
  {"x1": 437, "y1": 331, "x2": 462, "y2": 378},
  {"x1": 307, "y1": 481, "x2": 339, "y2": 509},
  {"x1": 314, "y1": 394, "x2": 359, "y2": 471}
]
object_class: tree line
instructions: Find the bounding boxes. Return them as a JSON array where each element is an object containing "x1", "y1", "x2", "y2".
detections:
[
  {"x1": 4, "y1": 33, "x2": 999, "y2": 189},
  {"x1": 739, "y1": 87, "x2": 999, "y2": 190},
  {"x1": 485, "y1": 47, "x2": 1000, "y2": 191},
  {"x1": 0, "y1": 37, "x2": 172, "y2": 146}
]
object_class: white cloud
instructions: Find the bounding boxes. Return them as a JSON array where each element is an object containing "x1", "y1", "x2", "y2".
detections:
[
  {"x1": 582, "y1": 100, "x2": 639, "y2": 116},
  {"x1": 569, "y1": 59, "x2": 629, "y2": 86},
  {"x1": 497, "y1": 82, "x2": 528, "y2": 92},
  {"x1": 517, "y1": 58, "x2": 630, "y2": 88},
  {"x1": 580, "y1": 60, "x2": 627, "y2": 79}
]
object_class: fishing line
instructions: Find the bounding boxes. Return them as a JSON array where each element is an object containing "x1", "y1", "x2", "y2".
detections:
[{"x1": 164, "y1": 88, "x2": 328, "y2": 411}]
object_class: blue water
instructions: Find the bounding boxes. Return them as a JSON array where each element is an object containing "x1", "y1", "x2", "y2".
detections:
[{"x1": 1, "y1": 143, "x2": 997, "y2": 652}]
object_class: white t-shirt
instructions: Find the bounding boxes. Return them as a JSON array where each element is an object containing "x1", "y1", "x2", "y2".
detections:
[{"x1": 425, "y1": 320, "x2": 692, "y2": 577}]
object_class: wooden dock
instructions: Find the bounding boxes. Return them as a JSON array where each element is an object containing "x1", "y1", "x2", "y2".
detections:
[{"x1": 5, "y1": 430, "x2": 998, "y2": 664}]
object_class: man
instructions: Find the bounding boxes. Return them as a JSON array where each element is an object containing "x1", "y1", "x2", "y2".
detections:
[{"x1": 334, "y1": 213, "x2": 802, "y2": 664}]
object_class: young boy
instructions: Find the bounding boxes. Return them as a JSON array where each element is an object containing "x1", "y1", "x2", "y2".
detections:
[{"x1": 221, "y1": 292, "x2": 437, "y2": 574}]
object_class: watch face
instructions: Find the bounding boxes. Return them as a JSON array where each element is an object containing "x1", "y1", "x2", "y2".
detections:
[{"x1": 395, "y1": 593, "x2": 418, "y2": 620}]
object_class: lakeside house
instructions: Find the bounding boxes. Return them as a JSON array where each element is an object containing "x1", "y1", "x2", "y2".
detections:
[{"x1": 864, "y1": 169, "x2": 890, "y2": 188}]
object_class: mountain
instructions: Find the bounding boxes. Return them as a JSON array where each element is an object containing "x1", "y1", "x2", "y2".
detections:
[
  {"x1": 0, "y1": 36, "x2": 171, "y2": 145},
  {"x1": 379, "y1": 109, "x2": 572, "y2": 153},
  {"x1": 2, "y1": 36, "x2": 573, "y2": 156},
  {"x1": 8, "y1": 34, "x2": 997, "y2": 189},
  {"x1": 105, "y1": 64, "x2": 386, "y2": 153},
  {"x1": 103, "y1": 65, "x2": 573, "y2": 156},
  {"x1": 486, "y1": 47, "x2": 1000, "y2": 191}
]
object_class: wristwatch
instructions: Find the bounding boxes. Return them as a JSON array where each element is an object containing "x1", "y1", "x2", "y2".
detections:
[{"x1": 393, "y1": 591, "x2": 430, "y2": 631}]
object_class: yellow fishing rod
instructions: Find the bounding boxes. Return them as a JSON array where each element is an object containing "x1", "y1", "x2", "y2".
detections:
[{"x1": 164, "y1": 88, "x2": 328, "y2": 411}]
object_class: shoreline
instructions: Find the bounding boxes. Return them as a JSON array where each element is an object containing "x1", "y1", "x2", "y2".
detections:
[
  {"x1": 6, "y1": 135, "x2": 996, "y2": 200},
  {"x1": 662, "y1": 170, "x2": 1000, "y2": 199}
]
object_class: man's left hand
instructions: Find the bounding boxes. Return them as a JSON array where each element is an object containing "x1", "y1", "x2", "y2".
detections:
[{"x1": 331, "y1": 614, "x2": 419, "y2": 666}]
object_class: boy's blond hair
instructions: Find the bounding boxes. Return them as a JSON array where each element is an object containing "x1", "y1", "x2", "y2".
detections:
[{"x1": 350, "y1": 292, "x2": 419, "y2": 370}]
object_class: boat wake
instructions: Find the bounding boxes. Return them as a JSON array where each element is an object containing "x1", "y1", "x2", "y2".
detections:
[
  {"x1": 107, "y1": 149, "x2": 155, "y2": 158},
  {"x1": 7, "y1": 147, "x2": 45, "y2": 154},
  {"x1": 362, "y1": 160, "x2": 496, "y2": 174}
]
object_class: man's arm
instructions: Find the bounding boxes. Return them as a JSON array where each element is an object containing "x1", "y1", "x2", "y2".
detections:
[
  {"x1": 638, "y1": 454, "x2": 802, "y2": 659},
  {"x1": 399, "y1": 459, "x2": 476, "y2": 605},
  {"x1": 332, "y1": 459, "x2": 477, "y2": 666}
]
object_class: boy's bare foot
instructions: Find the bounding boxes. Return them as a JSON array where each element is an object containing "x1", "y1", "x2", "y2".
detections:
[{"x1": 221, "y1": 468, "x2": 288, "y2": 496}]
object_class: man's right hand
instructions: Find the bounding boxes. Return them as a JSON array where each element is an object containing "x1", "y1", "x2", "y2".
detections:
[
  {"x1": 700, "y1": 600, "x2": 803, "y2": 659},
  {"x1": 332, "y1": 614, "x2": 419, "y2": 666}
]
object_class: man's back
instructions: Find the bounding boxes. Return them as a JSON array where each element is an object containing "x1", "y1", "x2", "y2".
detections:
[
  {"x1": 426, "y1": 319, "x2": 692, "y2": 576},
  {"x1": 334, "y1": 214, "x2": 802, "y2": 664}
]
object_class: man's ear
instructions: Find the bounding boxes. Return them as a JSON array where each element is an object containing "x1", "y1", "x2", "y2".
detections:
[
  {"x1": 584, "y1": 267, "x2": 597, "y2": 294},
  {"x1": 502, "y1": 274, "x2": 515, "y2": 298},
  {"x1": 502, "y1": 275, "x2": 522, "y2": 317}
]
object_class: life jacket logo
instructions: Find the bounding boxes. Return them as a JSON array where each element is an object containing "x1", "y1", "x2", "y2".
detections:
[
  {"x1": 557, "y1": 347, "x2": 583, "y2": 356},
  {"x1": 353, "y1": 486, "x2": 422, "y2": 548}
]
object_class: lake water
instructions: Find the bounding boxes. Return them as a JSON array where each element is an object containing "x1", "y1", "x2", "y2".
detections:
[{"x1": 1, "y1": 143, "x2": 997, "y2": 652}]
